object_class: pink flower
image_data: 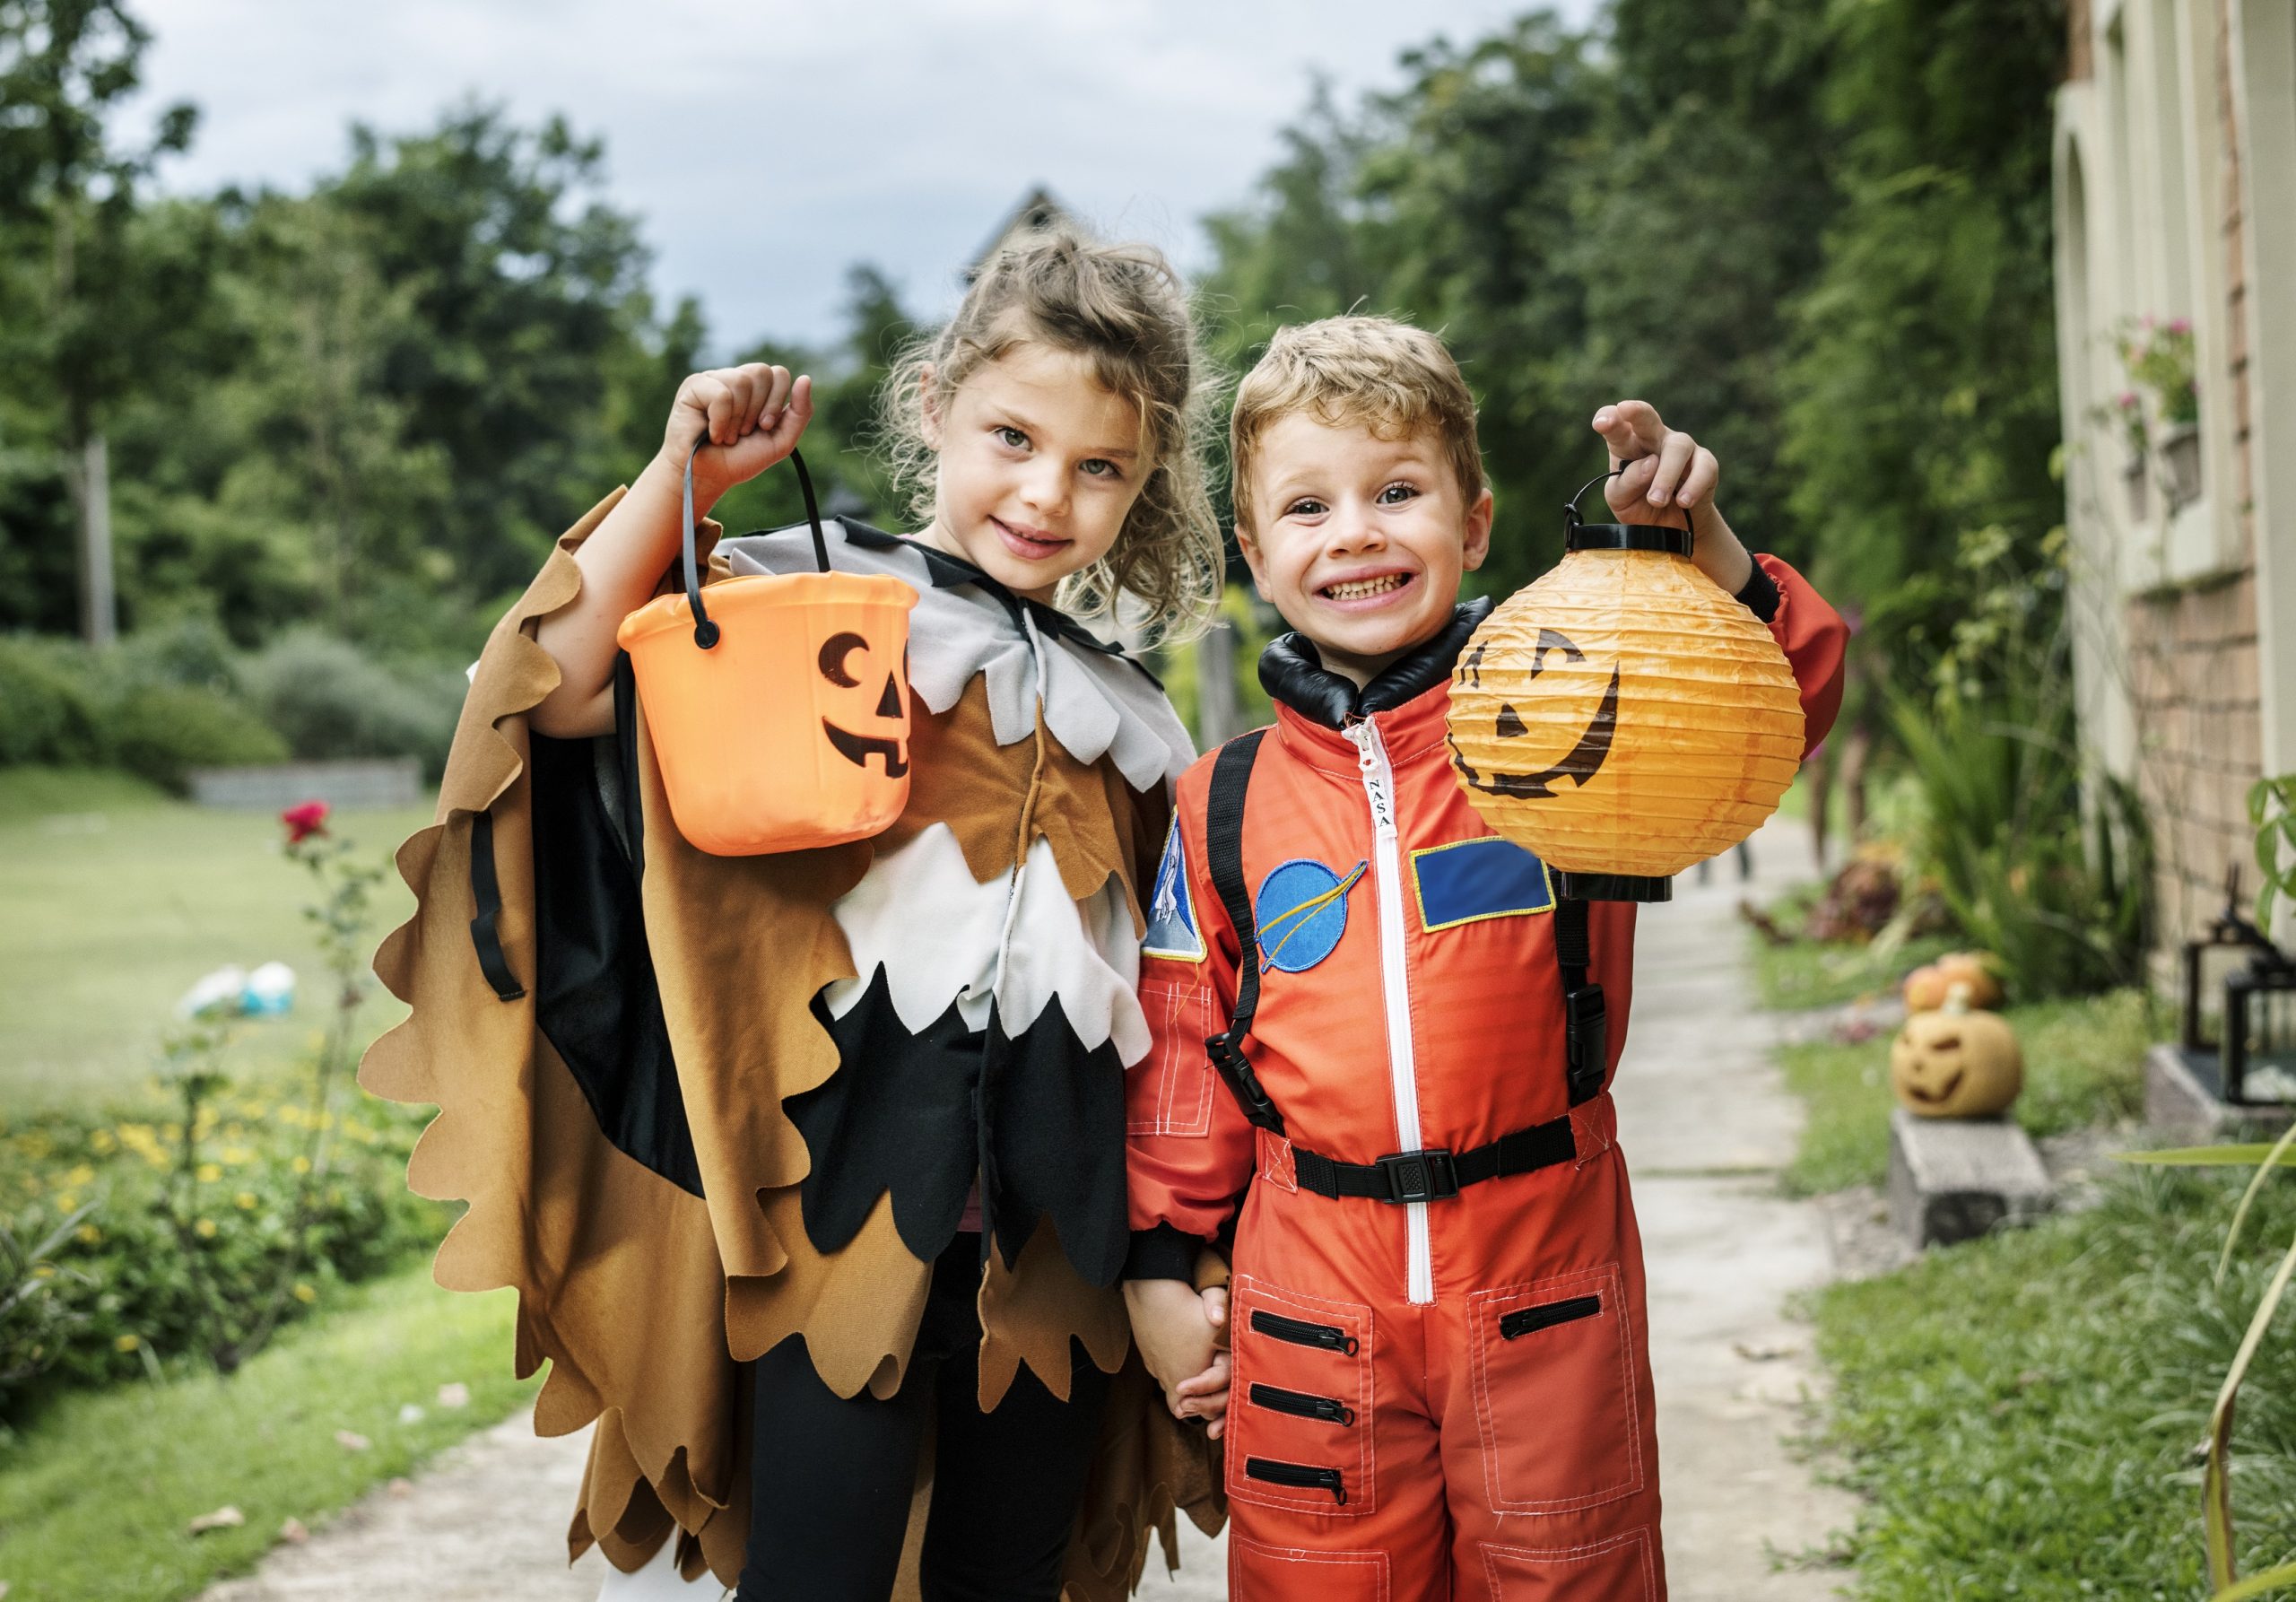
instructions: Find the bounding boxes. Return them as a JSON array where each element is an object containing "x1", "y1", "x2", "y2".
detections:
[
  {"x1": 2118, "y1": 391, "x2": 2139, "y2": 410},
  {"x1": 282, "y1": 800, "x2": 330, "y2": 844},
  {"x1": 2168, "y1": 318, "x2": 2191, "y2": 335}
]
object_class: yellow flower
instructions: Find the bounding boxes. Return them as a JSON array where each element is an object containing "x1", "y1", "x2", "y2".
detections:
[
  {"x1": 90, "y1": 1129, "x2": 117, "y2": 1154},
  {"x1": 115, "y1": 1334, "x2": 140, "y2": 1352},
  {"x1": 292, "y1": 1283, "x2": 317, "y2": 1304},
  {"x1": 54, "y1": 1193, "x2": 77, "y2": 1212},
  {"x1": 196, "y1": 1162, "x2": 222, "y2": 1184},
  {"x1": 33, "y1": 1264, "x2": 56, "y2": 1280},
  {"x1": 194, "y1": 1217, "x2": 218, "y2": 1239},
  {"x1": 291, "y1": 1155, "x2": 312, "y2": 1175},
  {"x1": 236, "y1": 1191, "x2": 258, "y2": 1210},
  {"x1": 66, "y1": 1164, "x2": 95, "y2": 1186},
  {"x1": 75, "y1": 1223, "x2": 100, "y2": 1244}
]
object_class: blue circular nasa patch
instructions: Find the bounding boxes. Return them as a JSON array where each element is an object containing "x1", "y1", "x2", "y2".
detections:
[{"x1": 1255, "y1": 858, "x2": 1363, "y2": 973}]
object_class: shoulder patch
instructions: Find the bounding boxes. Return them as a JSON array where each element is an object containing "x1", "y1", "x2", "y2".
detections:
[
  {"x1": 1412, "y1": 838, "x2": 1553, "y2": 932},
  {"x1": 1256, "y1": 858, "x2": 1366, "y2": 973},
  {"x1": 1143, "y1": 815, "x2": 1205, "y2": 962}
]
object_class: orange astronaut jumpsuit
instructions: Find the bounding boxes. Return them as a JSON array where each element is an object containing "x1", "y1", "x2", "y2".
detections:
[{"x1": 1125, "y1": 556, "x2": 1846, "y2": 1602}]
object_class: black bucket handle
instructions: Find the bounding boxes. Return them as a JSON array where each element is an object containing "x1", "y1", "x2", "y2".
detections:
[
  {"x1": 1563, "y1": 467, "x2": 1696, "y2": 556},
  {"x1": 680, "y1": 437, "x2": 831, "y2": 650}
]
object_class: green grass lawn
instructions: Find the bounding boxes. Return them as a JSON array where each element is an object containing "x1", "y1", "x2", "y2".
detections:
[
  {"x1": 1779, "y1": 988, "x2": 2156, "y2": 1196},
  {"x1": 1812, "y1": 1164, "x2": 2296, "y2": 1595},
  {"x1": 0, "y1": 769, "x2": 433, "y2": 1112},
  {"x1": 0, "y1": 1261, "x2": 534, "y2": 1602}
]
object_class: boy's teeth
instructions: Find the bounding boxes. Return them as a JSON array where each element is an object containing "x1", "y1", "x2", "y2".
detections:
[{"x1": 1326, "y1": 574, "x2": 1406, "y2": 600}]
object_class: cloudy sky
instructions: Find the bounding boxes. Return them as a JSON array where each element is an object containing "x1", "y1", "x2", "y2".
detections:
[{"x1": 126, "y1": 0, "x2": 1599, "y2": 354}]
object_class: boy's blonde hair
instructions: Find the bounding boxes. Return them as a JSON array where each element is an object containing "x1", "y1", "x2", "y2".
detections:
[
  {"x1": 880, "y1": 234, "x2": 1223, "y2": 643},
  {"x1": 1230, "y1": 315, "x2": 1484, "y2": 536}
]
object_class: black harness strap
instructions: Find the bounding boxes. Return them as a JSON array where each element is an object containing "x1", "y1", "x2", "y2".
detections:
[
  {"x1": 467, "y1": 809, "x2": 526, "y2": 1002},
  {"x1": 1203, "y1": 730, "x2": 1284, "y2": 1136},
  {"x1": 1200, "y1": 725, "x2": 1610, "y2": 1201},
  {"x1": 1554, "y1": 896, "x2": 1608, "y2": 1105}
]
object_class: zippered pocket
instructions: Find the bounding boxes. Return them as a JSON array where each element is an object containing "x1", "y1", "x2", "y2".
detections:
[
  {"x1": 1499, "y1": 1294, "x2": 1602, "y2": 1340},
  {"x1": 1244, "y1": 1457, "x2": 1349, "y2": 1506},
  {"x1": 1230, "y1": 1275, "x2": 1375, "y2": 1517},
  {"x1": 1251, "y1": 1309, "x2": 1360, "y2": 1355},
  {"x1": 1249, "y1": 1382, "x2": 1357, "y2": 1426},
  {"x1": 1472, "y1": 1266, "x2": 1644, "y2": 1514}
]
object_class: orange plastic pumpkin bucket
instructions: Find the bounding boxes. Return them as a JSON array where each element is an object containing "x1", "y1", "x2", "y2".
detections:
[{"x1": 616, "y1": 445, "x2": 918, "y2": 856}]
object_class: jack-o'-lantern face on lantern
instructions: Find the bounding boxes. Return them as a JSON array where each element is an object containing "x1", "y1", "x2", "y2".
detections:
[
  {"x1": 1889, "y1": 1006, "x2": 2023, "y2": 1119},
  {"x1": 1445, "y1": 539, "x2": 1805, "y2": 890},
  {"x1": 817, "y1": 631, "x2": 910, "y2": 778},
  {"x1": 1448, "y1": 631, "x2": 1619, "y2": 802}
]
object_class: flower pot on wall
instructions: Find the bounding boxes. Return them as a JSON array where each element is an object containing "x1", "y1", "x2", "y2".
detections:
[
  {"x1": 2159, "y1": 422, "x2": 2203, "y2": 511},
  {"x1": 2124, "y1": 449, "x2": 2151, "y2": 523}
]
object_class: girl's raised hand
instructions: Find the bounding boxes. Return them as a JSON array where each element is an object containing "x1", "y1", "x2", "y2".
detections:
[{"x1": 665, "y1": 363, "x2": 815, "y2": 505}]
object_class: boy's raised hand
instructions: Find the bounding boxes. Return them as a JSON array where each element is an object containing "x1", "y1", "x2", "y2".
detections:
[
  {"x1": 1591, "y1": 399, "x2": 1753, "y2": 594},
  {"x1": 665, "y1": 362, "x2": 814, "y2": 507}
]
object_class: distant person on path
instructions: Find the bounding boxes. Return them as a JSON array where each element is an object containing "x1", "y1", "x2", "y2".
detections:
[
  {"x1": 1123, "y1": 318, "x2": 1848, "y2": 1600},
  {"x1": 365, "y1": 235, "x2": 1226, "y2": 1600}
]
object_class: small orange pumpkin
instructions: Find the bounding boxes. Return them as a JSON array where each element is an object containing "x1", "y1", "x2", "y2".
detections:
[
  {"x1": 1890, "y1": 988, "x2": 2022, "y2": 1119},
  {"x1": 617, "y1": 448, "x2": 918, "y2": 856},
  {"x1": 1903, "y1": 952, "x2": 2005, "y2": 1014}
]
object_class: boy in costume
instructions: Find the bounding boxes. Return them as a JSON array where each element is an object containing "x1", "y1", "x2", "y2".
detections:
[{"x1": 1124, "y1": 317, "x2": 1848, "y2": 1599}]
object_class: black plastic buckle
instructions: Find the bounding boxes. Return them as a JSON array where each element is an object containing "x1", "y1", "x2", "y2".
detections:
[
  {"x1": 1206, "y1": 1032, "x2": 1286, "y2": 1134},
  {"x1": 1563, "y1": 983, "x2": 1608, "y2": 1100},
  {"x1": 1375, "y1": 1148, "x2": 1459, "y2": 1204}
]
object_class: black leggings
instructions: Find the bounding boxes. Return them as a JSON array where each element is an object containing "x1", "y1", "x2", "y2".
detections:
[{"x1": 735, "y1": 1235, "x2": 1112, "y2": 1602}]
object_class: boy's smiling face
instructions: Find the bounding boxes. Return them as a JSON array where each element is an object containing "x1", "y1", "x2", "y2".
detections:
[{"x1": 1239, "y1": 412, "x2": 1494, "y2": 686}]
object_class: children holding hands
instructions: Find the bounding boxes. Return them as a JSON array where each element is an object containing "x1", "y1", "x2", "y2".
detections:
[
  {"x1": 379, "y1": 210, "x2": 1841, "y2": 1599},
  {"x1": 1125, "y1": 317, "x2": 1848, "y2": 1600}
]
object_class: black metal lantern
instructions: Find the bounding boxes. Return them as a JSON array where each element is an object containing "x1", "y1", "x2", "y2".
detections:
[{"x1": 2181, "y1": 868, "x2": 2296, "y2": 1105}]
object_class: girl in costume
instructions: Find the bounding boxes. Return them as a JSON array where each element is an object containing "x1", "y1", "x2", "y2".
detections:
[{"x1": 362, "y1": 236, "x2": 1225, "y2": 1600}]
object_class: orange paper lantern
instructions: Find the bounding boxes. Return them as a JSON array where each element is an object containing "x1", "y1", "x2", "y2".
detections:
[
  {"x1": 1446, "y1": 471, "x2": 1804, "y2": 901},
  {"x1": 617, "y1": 448, "x2": 918, "y2": 856}
]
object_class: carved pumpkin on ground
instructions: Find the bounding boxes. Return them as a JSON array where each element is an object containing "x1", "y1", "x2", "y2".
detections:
[
  {"x1": 1903, "y1": 951, "x2": 2006, "y2": 1013},
  {"x1": 618, "y1": 448, "x2": 919, "y2": 856},
  {"x1": 1448, "y1": 475, "x2": 1804, "y2": 901},
  {"x1": 1890, "y1": 988, "x2": 2023, "y2": 1119}
]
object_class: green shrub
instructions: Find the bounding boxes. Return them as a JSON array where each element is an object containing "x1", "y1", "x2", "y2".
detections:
[
  {"x1": 0, "y1": 1090, "x2": 444, "y2": 1421},
  {"x1": 0, "y1": 636, "x2": 108, "y2": 767},
  {"x1": 240, "y1": 631, "x2": 465, "y2": 777},
  {"x1": 105, "y1": 682, "x2": 288, "y2": 788},
  {"x1": 0, "y1": 633, "x2": 285, "y2": 788}
]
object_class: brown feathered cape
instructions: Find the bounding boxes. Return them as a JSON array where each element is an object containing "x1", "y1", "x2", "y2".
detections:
[{"x1": 361, "y1": 491, "x2": 1222, "y2": 1594}]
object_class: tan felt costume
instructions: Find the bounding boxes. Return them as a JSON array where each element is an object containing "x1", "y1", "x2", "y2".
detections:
[{"x1": 362, "y1": 491, "x2": 1222, "y2": 1595}]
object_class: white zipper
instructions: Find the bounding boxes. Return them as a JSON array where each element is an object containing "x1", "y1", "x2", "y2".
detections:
[{"x1": 1343, "y1": 717, "x2": 1435, "y2": 1306}]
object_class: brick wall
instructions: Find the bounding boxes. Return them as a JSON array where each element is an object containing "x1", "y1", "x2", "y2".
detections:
[
  {"x1": 2126, "y1": 578, "x2": 2263, "y2": 939},
  {"x1": 2119, "y1": 0, "x2": 2266, "y2": 949}
]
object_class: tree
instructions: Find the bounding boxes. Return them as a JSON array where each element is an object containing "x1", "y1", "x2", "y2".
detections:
[{"x1": 0, "y1": 0, "x2": 204, "y2": 644}]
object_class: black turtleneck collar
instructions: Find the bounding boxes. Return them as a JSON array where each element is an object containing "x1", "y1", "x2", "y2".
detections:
[{"x1": 1257, "y1": 597, "x2": 1496, "y2": 729}]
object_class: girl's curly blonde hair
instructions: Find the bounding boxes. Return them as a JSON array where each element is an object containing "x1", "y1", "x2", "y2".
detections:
[{"x1": 879, "y1": 233, "x2": 1224, "y2": 645}]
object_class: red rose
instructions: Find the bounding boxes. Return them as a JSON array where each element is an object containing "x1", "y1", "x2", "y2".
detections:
[{"x1": 282, "y1": 800, "x2": 330, "y2": 844}]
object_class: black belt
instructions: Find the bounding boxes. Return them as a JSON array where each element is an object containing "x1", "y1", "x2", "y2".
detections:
[{"x1": 1289, "y1": 1115, "x2": 1578, "y2": 1205}]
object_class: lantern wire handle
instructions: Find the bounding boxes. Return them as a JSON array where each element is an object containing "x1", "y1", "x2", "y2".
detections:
[
  {"x1": 679, "y1": 436, "x2": 833, "y2": 650},
  {"x1": 1564, "y1": 468, "x2": 1697, "y2": 545}
]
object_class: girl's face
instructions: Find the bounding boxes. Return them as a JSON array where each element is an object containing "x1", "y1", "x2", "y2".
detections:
[{"x1": 918, "y1": 343, "x2": 1147, "y2": 603}]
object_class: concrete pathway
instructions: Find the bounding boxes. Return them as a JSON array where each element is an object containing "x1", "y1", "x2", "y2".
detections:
[
  {"x1": 200, "y1": 815, "x2": 1849, "y2": 1601},
  {"x1": 1614, "y1": 815, "x2": 1858, "y2": 1595}
]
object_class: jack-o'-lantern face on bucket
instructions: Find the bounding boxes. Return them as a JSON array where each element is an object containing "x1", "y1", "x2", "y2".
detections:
[
  {"x1": 1448, "y1": 631, "x2": 1619, "y2": 802},
  {"x1": 817, "y1": 631, "x2": 910, "y2": 778},
  {"x1": 617, "y1": 569, "x2": 919, "y2": 856}
]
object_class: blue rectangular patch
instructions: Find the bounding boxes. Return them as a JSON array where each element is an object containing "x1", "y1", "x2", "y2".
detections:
[{"x1": 1411, "y1": 838, "x2": 1554, "y2": 932}]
